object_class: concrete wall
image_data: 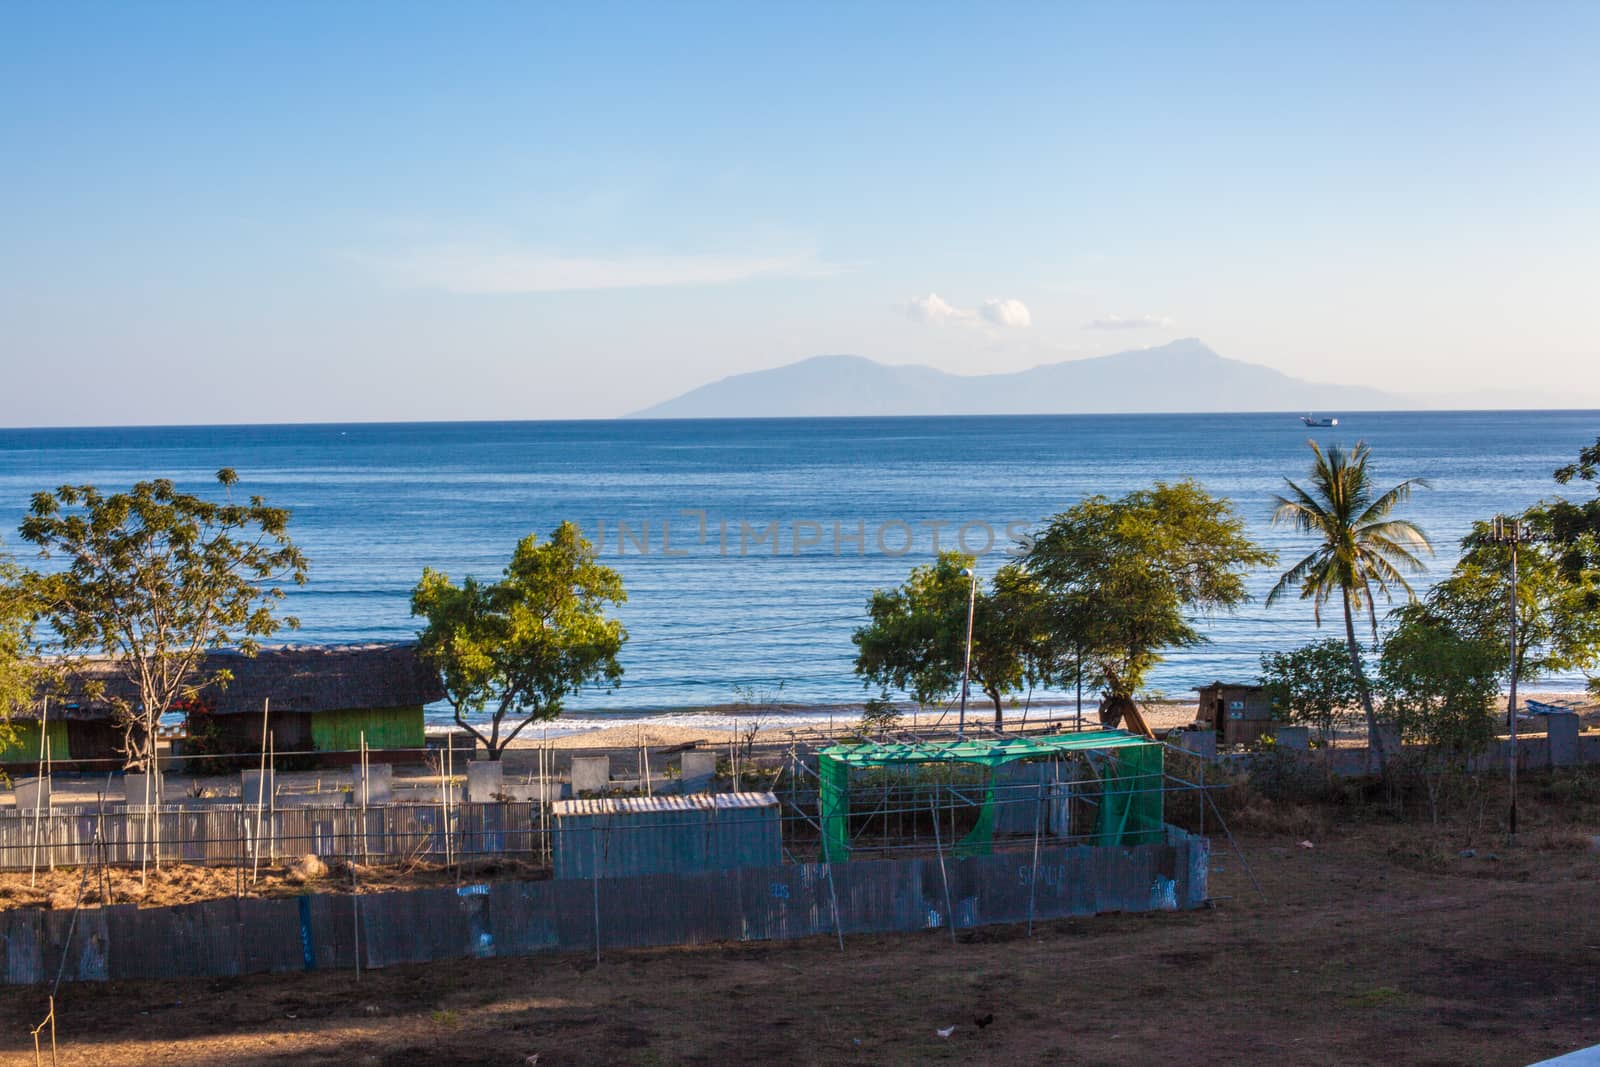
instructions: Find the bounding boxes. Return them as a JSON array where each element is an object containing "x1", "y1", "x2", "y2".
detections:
[{"x1": 1, "y1": 828, "x2": 1209, "y2": 985}]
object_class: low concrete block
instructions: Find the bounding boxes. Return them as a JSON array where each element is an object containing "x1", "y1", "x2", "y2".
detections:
[
  {"x1": 679, "y1": 750, "x2": 717, "y2": 793},
  {"x1": 496, "y1": 780, "x2": 562, "y2": 804},
  {"x1": 1370, "y1": 724, "x2": 1401, "y2": 774},
  {"x1": 1274, "y1": 726, "x2": 1311, "y2": 751},
  {"x1": 569, "y1": 756, "x2": 611, "y2": 796},
  {"x1": 12, "y1": 777, "x2": 50, "y2": 811},
  {"x1": 1176, "y1": 731, "x2": 1217, "y2": 759},
  {"x1": 1546, "y1": 713, "x2": 1580, "y2": 767},
  {"x1": 240, "y1": 770, "x2": 276, "y2": 805},
  {"x1": 122, "y1": 772, "x2": 155, "y2": 807},
  {"x1": 466, "y1": 761, "x2": 505, "y2": 802},
  {"x1": 350, "y1": 762, "x2": 393, "y2": 805}
]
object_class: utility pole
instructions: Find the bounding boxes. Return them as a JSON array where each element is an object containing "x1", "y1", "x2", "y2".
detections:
[
  {"x1": 1488, "y1": 514, "x2": 1548, "y2": 843},
  {"x1": 958, "y1": 567, "x2": 977, "y2": 738}
]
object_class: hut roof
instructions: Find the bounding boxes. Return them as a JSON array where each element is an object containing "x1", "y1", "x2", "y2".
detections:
[{"x1": 36, "y1": 643, "x2": 443, "y2": 718}]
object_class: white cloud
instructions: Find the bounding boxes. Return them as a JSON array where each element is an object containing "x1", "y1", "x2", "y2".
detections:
[
  {"x1": 358, "y1": 243, "x2": 833, "y2": 294},
  {"x1": 980, "y1": 297, "x2": 1032, "y2": 328},
  {"x1": 906, "y1": 292, "x2": 974, "y2": 324},
  {"x1": 906, "y1": 293, "x2": 1031, "y2": 329},
  {"x1": 1083, "y1": 313, "x2": 1173, "y2": 330}
]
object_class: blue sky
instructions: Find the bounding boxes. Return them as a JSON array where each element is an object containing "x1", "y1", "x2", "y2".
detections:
[{"x1": 3, "y1": 1, "x2": 1598, "y2": 425}]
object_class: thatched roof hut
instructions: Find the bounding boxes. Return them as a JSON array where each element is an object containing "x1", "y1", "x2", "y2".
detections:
[
  {"x1": 47, "y1": 643, "x2": 443, "y2": 717},
  {"x1": 5, "y1": 644, "x2": 445, "y2": 767}
]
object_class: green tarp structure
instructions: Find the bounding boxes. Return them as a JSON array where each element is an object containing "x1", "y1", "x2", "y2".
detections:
[{"x1": 818, "y1": 730, "x2": 1164, "y2": 862}]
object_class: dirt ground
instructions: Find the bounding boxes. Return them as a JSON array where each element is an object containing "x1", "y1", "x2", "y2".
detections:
[
  {"x1": 0, "y1": 856, "x2": 545, "y2": 912},
  {"x1": 2, "y1": 773, "x2": 1597, "y2": 1066}
]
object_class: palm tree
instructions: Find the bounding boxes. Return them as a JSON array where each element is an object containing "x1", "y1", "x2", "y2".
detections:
[{"x1": 1267, "y1": 440, "x2": 1432, "y2": 775}]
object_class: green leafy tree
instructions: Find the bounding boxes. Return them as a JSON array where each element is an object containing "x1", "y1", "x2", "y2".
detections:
[
  {"x1": 1377, "y1": 605, "x2": 1499, "y2": 823},
  {"x1": 19, "y1": 470, "x2": 307, "y2": 769},
  {"x1": 1549, "y1": 434, "x2": 1600, "y2": 577},
  {"x1": 1022, "y1": 480, "x2": 1274, "y2": 728},
  {"x1": 1267, "y1": 441, "x2": 1432, "y2": 776},
  {"x1": 1543, "y1": 435, "x2": 1600, "y2": 692},
  {"x1": 851, "y1": 551, "x2": 1042, "y2": 726},
  {"x1": 1259, "y1": 639, "x2": 1362, "y2": 749},
  {"x1": 1427, "y1": 517, "x2": 1600, "y2": 691},
  {"x1": 412, "y1": 522, "x2": 627, "y2": 760},
  {"x1": 0, "y1": 550, "x2": 43, "y2": 756}
]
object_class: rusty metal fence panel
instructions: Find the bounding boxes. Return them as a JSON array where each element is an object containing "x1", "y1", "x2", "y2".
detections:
[
  {"x1": 7, "y1": 830, "x2": 1208, "y2": 986},
  {"x1": 0, "y1": 801, "x2": 543, "y2": 871}
]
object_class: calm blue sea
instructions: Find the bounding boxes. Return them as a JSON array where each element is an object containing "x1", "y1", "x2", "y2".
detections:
[{"x1": 1, "y1": 412, "x2": 1596, "y2": 725}]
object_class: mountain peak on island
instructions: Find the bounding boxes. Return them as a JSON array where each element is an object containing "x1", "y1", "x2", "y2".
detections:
[{"x1": 630, "y1": 340, "x2": 1397, "y2": 419}]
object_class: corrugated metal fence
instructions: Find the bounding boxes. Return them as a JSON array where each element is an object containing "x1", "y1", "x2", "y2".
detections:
[
  {"x1": 0, "y1": 802, "x2": 539, "y2": 871},
  {"x1": 2, "y1": 830, "x2": 1209, "y2": 985}
]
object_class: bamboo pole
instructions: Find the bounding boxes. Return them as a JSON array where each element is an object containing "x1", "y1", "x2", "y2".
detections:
[
  {"x1": 152, "y1": 749, "x2": 163, "y2": 871},
  {"x1": 351, "y1": 863, "x2": 361, "y2": 982},
  {"x1": 359, "y1": 731, "x2": 369, "y2": 866},
  {"x1": 268, "y1": 731, "x2": 276, "y2": 866},
  {"x1": 931, "y1": 794, "x2": 957, "y2": 945},
  {"x1": 1026, "y1": 778, "x2": 1044, "y2": 936},
  {"x1": 539, "y1": 728, "x2": 550, "y2": 865},
  {"x1": 437, "y1": 751, "x2": 452, "y2": 868},
  {"x1": 590, "y1": 825, "x2": 601, "y2": 964},
  {"x1": 251, "y1": 698, "x2": 269, "y2": 885},
  {"x1": 45, "y1": 734, "x2": 55, "y2": 872},
  {"x1": 29, "y1": 698, "x2": 48, "y2": 887}
]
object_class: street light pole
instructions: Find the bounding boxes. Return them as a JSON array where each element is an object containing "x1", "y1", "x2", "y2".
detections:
[{"x1": 958, "y1": 567, "x2": 977, "y2": 738}]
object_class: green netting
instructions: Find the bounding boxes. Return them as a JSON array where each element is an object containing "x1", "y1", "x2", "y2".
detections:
[
  {"x1": 818, "y1": 730, "x2": 1163, "y2": 860},
  {"x1": 1093, "y1": 742, "x2": 1165, "y2": 846}
]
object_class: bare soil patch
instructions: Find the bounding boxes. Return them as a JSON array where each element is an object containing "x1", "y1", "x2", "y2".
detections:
[{"x1": 0, "y1": 857, "x2": 544, "y2": 913}]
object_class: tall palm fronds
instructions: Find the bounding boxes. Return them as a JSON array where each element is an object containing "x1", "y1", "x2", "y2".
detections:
[{"x1": 1267, "y1": 440, "x2": 1433, "y2": 774}]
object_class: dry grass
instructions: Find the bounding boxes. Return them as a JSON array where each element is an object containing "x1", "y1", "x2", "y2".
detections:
[{"x1": 0, "y1": 856, "x2": 546, "y2": 912}]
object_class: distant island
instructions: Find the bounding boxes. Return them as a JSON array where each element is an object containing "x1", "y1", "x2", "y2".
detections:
[{"x1": 631, "y1": 339, "x2": 1533, "y2": 419}]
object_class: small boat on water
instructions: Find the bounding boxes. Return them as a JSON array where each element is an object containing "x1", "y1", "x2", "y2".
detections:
[{"x1": 1300, "y1": 414, "x2": 1338, "y2": 427}]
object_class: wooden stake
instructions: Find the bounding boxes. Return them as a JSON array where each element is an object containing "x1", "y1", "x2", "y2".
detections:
[
  {"x1": 29, "y1": 699, "x2": 48, "y2": 887},
  {"x1": 590, "y1": 825, "x2": 601, "y2": 964},
  {"x1": 1027, "y1": 778, "x2": 1044, "y2": 936},
  {"x1": 931, "y1": 794, "x2": 957, "y2": 945},
  {"x1": 351, "y1": 863, "x2": 361, "y2": 982},
  {"x1": 251, "y1": 698, "x2": 269, "y2": 885}
]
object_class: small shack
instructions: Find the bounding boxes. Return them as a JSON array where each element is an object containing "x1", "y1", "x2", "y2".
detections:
[
  {"x1": 42, "y1": 643, "x2": 443, "y2": 768},
  {"x1": 0, "y1": 703, "x2": 123, "y2": 771},
  {"x1": 1195, "y1": 682, "x2": 1273, "y2": 747},
  {"x1": 551, "y1": 792, "x2": 782, "y2": 879}
]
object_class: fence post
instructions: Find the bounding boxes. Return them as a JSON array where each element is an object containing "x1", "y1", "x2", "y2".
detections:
[
  {"x1": 930, "y1": 795, "x2": 957, "y2": 945},
  {"x1": 1027, "y1": 779, "x2": 1043, "y2": 936},
  {"x1": 590, "y1": 825, "x2": 601, "y2": 964}
]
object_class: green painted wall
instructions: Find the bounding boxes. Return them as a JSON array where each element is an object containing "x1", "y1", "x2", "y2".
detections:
[
  {"x1": 309, "y1": 706, "x2": 425, "y2": 752},
  {"x1": 0, "y1": 719, "x2": 72, "y2": 764}
]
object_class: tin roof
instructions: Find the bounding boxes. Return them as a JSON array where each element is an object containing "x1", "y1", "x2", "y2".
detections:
[{"x1": 553, "y1": 791, "x2": 778, "y2": 817}]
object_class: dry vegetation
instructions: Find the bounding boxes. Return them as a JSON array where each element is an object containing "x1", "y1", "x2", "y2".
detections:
[
  {"x1": 1, "y1": 767, "x2": 1597, "y2": 1066},
  {"x1": 0, "y1": 857, "x2": 546, "y2": 913}
]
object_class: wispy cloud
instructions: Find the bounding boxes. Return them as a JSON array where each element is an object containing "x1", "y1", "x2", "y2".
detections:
[
  {"x1": 906, "y1": 293, "x2": 1031, "y2": 329},
  {"x1": 1083, "y1": 313, "x2": 1173, "y2": 330},
  {"x1": 358, "y1": 243, "x2": 835, "y2": 294}
]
